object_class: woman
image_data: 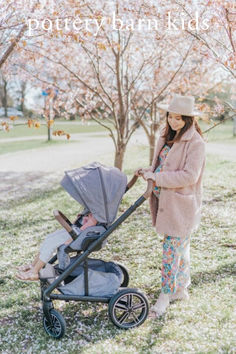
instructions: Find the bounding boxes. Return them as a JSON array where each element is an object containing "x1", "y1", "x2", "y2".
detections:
[{"x1": 135, "y1": 94, "x2": 206, "y2": 318}]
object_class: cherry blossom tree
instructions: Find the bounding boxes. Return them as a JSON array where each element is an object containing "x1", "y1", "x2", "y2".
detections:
[
  {"x1": 15, "y1": 0, "x2": 212, "y2": 168},
  {"x1": 2, "y1": 0, "x2": 235, "y2": 168}
]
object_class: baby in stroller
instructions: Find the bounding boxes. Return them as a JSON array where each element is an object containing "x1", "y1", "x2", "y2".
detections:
[{"x1": 16, "y1": 212, "x2": 97, "y2": 281}]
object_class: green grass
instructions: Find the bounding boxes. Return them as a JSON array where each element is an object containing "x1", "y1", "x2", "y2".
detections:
[
  {"x1": 0, "y1": 120, "x2": 110, "y2": 155},
  {"x1": 0, "y1": 121, "x2": 110, "y2": 139},
  {"x1": 0, "y1": 139, "x2": 77, "y2": 155},
  {"x1": 0, "y1": 144, "x2": 235, "y2": 353},
  {"x1": 200, "y1": 119, "x2": 236, "y2": 143}
]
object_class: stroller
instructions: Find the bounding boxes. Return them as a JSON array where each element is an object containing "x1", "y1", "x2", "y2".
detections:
[{"x1": 40, "y1": 162, "x2": 153, "y2": 339}]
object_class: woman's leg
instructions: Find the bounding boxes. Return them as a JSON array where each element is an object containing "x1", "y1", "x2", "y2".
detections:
[
  {"x1": 151, "y1": 235, "x2": 190, "y2": 317},
  {"x1": 161, "y1": 235, "x2": 182, "y2": 294},
  {"x1": 161, "y1": 235, "x2": 190, "y2": 294},
  {"x1": 171, "y1": 237, "x2": 191, "y2": 300}
]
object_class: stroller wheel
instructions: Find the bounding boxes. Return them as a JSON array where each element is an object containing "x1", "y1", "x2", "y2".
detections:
[
  {"x1": 117, "y1": 263, "x2": 129, "y2": 287},
  {"x1": 43, "y1": 309, "x2": 66, "y2": 339},
  {"x1": 108, "y1": 289, "x2": 149, "y2": 329}
]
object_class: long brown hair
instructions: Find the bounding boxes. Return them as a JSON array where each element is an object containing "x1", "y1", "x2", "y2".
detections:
[{"x1": 164, "y1": 112, "x2": 203, "y2": 145}]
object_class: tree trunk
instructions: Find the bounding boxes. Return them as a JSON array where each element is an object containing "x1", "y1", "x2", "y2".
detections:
[
  {"x1": 114, "y1": 144, "x2": 126, "y2": 170},
  {"x1": 149, "y1": 133, "x2": 156, "y2": 166},
  {"x1": 149, "y1": 120, "x2": 160, "y2": 165},
  {"x1": 233, "y1": 117, "x2": 236, "y2": 136},
  {"x1": 47, "y1": 124, "x2": 51, "y2": 141},
  {"x1": 20, "y1": 82, "x2": 26, "y2": 113},
  {"x1": 3, "y1": 79, "x2": 7, "y2": 117}
]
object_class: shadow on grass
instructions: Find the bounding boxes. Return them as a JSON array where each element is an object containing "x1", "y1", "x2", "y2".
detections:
[
  {"x1": 203, "y1": 190, "x2": 236, "y2": 204},
  {"x1": 0, "y1": 297, "x2": 165, "y2": 352},
  {"x1": 191, "y1": 260, "x2": 236, "y2": 287},
  {"x1": 1, "y1": 184, "x2": 63, "y2": 210}
]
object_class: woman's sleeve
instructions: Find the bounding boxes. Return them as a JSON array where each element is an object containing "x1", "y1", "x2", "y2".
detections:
[{"x1": 155, "y1": 139, "x2": 205, "y2": 188}]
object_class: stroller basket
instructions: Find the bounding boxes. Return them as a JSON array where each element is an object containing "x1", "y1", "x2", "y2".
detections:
[{"x1": 58, "y1": 258, "x2": 123, "y2": 297}]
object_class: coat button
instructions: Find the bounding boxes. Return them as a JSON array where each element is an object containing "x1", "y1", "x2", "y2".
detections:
[{"x1": 160, "y1": 208, "x2": 164, "y2": 212}]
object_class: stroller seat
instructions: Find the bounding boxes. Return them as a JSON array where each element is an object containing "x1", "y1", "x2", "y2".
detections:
[
  {"x1": 53, "y1": 224, "x2": 107, "y2": 272},
  {"x1": 68, "y1": 225, "x2": 107, "y2": 252}
]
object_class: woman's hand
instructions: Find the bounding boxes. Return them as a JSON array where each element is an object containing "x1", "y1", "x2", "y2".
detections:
[
  {"x1": 134, "y1": 166, "x2": 152, "y2": 177},
  {"x1": 134, "y1": 167, "x2": 144, "y2": 177},
  {"x1": 143, "y1": 171, "x2": 156, "y2": 182}
]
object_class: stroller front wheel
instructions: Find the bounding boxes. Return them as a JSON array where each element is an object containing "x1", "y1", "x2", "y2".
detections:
[
  {"x1": 43, "y1": 309, "x2": 66, "y2": 339},
  {"x1": 108, "y1": 288, "x2": 149, "y2": 329}
]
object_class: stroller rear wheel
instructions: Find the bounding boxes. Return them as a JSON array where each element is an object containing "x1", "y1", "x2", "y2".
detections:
[
  {"x1": 108, "y1": 289, "x2": 149, "y2": 329},
  {"x1": 43, "y1": 309, "x2": 66, "y2": 339},
  {"x1": 117, "y1": 263, "x2": 129, "y2": 287}
]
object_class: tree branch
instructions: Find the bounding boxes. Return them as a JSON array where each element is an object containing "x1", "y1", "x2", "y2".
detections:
[{"x1": 0, "y1": 1, "x2": 39, "y2": 68}]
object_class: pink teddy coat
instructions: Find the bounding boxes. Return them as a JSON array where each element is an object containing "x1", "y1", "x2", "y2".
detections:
[{"x1": 149, "y1": 123, "x2": 206, "y2": 238}]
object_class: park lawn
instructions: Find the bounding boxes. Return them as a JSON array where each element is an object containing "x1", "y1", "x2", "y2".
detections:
[
  {"x1": 200, "y1": 119, "x2": 236, "y2": 143},
  {"x1": 0, "y1": 139, "x2": 78, "y2": 155},
  {"x1": 0, "y1": 134, "x2": 106, "y2": 155},
  {"x1": 0, "y1": 143, "x2": 235, "y2": 353},
  {"x1": 0, "y1": 121, "x2": 110, "y2": 139}
]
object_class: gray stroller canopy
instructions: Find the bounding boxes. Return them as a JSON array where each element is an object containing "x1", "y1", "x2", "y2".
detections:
[{"x1": 60, "y1": 162, "x2": 127, "y2": 225}]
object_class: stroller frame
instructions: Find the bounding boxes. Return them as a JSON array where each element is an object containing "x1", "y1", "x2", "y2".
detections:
[{"x1": 41, "y1": 175, "x2": 153, "y2": 338}]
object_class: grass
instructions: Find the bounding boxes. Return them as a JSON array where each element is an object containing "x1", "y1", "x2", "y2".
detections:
[
  {"x1": 0, "y1": 121, "x2": 109, "y2": 139},
  {"x1": 0, "y1": 139, "x2": 78, "y2": 155},
  {"x1": 0, "y1": 120, "x2": 109, "y2": 155},
  {"x1": 200, "y1": 119, "x2": 236, "y2": 143},
  {"x1": 0, "y1": 142, "x2": 235, "y2": 353}
]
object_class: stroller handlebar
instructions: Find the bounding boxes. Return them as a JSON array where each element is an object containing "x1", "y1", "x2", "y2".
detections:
[
  {"x1": 126, "y1": 174, "x2": 139, "y2": 190},
  {"x1": 126, "y1": 172, "x2": 153, "y2": 200},
  {"x1": 143, "y1": 179, "x2": 154, "y2": 199}
]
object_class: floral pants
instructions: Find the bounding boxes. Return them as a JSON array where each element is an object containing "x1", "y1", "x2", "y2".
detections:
[{"x1": 161, "y1": 234, "x2": 191, "y2": 294}]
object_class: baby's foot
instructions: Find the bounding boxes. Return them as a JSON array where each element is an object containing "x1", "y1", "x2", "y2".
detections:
[{"x1": 16, "y1": 270, "x2": 39, "y2": 281}]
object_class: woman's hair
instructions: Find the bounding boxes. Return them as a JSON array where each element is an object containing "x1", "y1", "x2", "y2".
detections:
[{"x1": 163, "y1": 112, "x2": 203, "y2": 145}]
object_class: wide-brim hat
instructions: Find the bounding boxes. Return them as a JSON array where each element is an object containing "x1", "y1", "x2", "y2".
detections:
[{"x1": 157, "y1": 94, "x2": 202, "y2": 116}]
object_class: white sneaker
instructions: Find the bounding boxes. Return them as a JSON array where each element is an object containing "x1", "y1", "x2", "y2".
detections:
[
  {"x1": 150, "y1": 293, "x2": 170, "y2": 317},
  {"x1": 169, "y1": 289, "x2": 189, "y2": 302}
]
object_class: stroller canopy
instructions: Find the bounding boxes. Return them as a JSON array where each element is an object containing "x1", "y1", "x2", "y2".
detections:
[{"x1": 60, "y1": 162, "x2": 127, "y2": 225}]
